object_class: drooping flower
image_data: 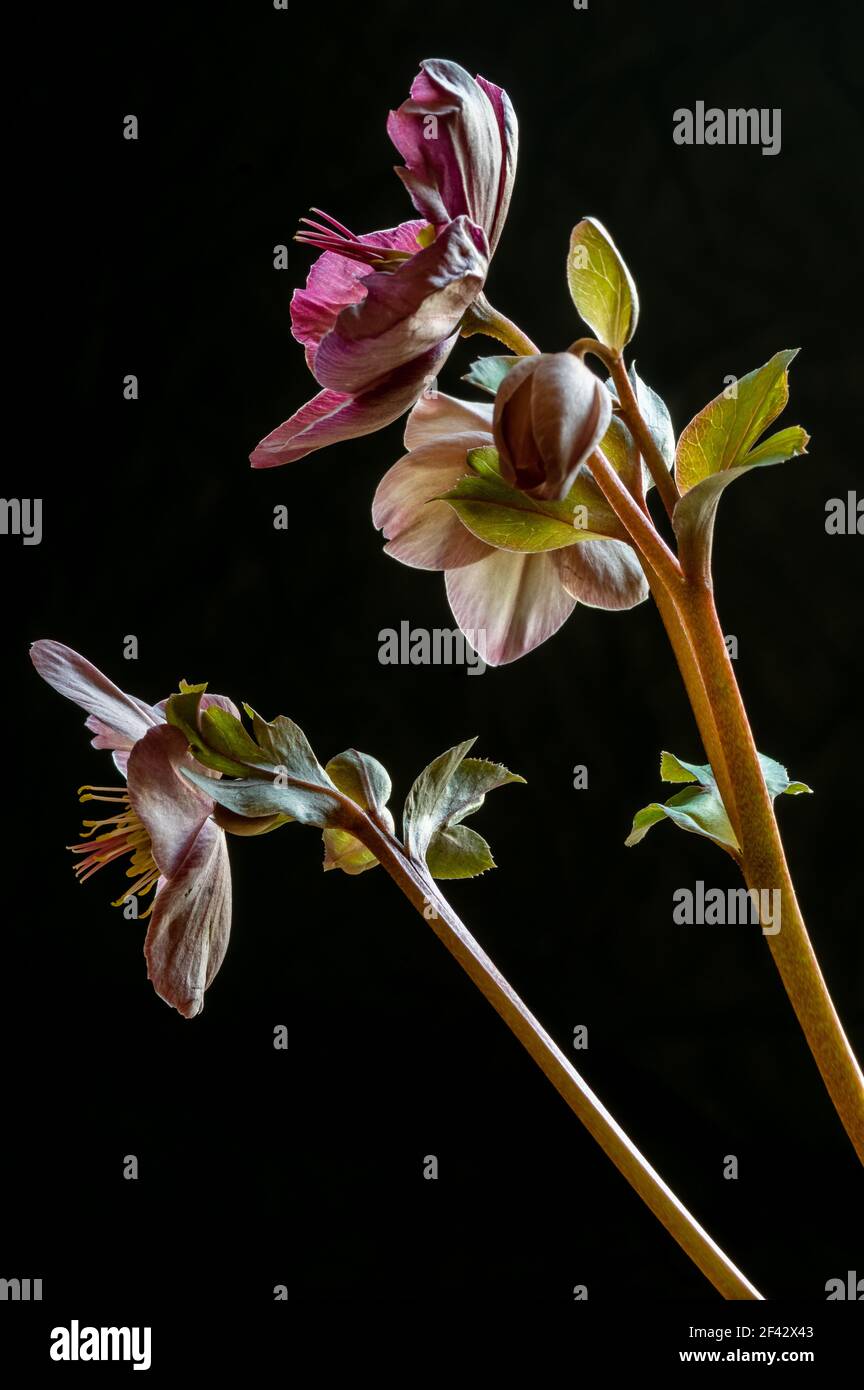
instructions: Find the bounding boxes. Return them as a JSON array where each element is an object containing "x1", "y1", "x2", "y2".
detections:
[
  {"x1": 31, "y1": 641, "x2": 237, "y2": 1019},
  {"x1": 250, "y1": 59, "x2": 517, "y2": 469},
  {"x1": 373, "y1": 382, "x2": 648, "y2": 666}
]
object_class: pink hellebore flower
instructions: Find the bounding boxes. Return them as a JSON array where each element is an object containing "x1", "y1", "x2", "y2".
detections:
[
  {"x1": 31, "y1": 640, "x2": 236, "y2": 1019},
  {"x1": 373, "y1": 372, "x2": 648, "y2": 667},
  {"x1": 250, "y1": 59, "x2": 517, "y2": 469}
]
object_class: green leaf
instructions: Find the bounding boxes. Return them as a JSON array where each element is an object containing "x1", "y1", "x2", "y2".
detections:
[
  {"x1": 625, "y1": 785, "x2": 739, "y2": 851},
  {"x1": 166, "y1": 689, "x2": 259, "y2": 778},
  {"x1": 184, "y1": 766, "x2": 341, "y2": 828},
  {"x1": 675, "y1": 350, "x2": 799, "y2": 493},
  {"x1": 321, "y1": 749, "x2": 395, "y2": 876},
  {"x1": 467, "y1": 445, "x2": 502, "y2": 479},
  {"x1": 605, "y1": 365, "x2": 675, "y2": 493},
  {"x1": 439, "y1": 472, "x2": 614, "y2": 552},
  {"x1": 426, "y1": 824, "x2": 495, "y2": 879},
  {"x1": 182, "y1": 708, "x2": 342, "y2": 828},
  {"x1": 200, "y1": 706, "x2": 273, "y2": 770},
  {"x1": 626, "y1": 749, "x2": 811, "y2": 853},
  {"x1": 739, "y1": 425, "x2": 809, "y2": 469},
  {"x1": 403, "y1": 740, "x2": 524, "y2": 874},
  {"x1": 672, "y1": 352, "x2": 808, "y2": 579},
  {"x1": 462, "y1": 355, "x2": 522, "y2": 396},
  {"x1": 567, "y1": 217, "x2": 639, "y2": 352}
]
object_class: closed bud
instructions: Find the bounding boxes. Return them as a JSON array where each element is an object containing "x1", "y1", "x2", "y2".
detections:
[{"x1": 493, "y1": 352, "x2": 611, "y2": 500}]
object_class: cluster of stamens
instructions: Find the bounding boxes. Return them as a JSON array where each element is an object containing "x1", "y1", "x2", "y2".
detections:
[{"x1": 69, "y1": 787, "x2": 160, "y2": 917}]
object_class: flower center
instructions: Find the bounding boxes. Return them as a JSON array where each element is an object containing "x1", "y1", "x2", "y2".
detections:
[
  {"x1": 69, "y1": 786, "x2": 160, "y2": 917},
  {"x1": 295, "y1": 207, "x2": 416, "y2": 271}
]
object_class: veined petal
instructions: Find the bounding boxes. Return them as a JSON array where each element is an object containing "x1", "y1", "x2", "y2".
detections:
[
  {"x1": 144, "y1": 820, "x2": 231, "y2": 1019},
  {"x1": 445, "y1": 549, "x2": 576, "y2": 666},
  {"x1": 312, "y1": 217, "x2": 488, "y2": 395},
  {"x1": 127, "y1": 724, "x2": 214, "y2": 879},
  {"x1": 291, "y1": 219, "x2": 429, "y2": 358},
  {"x1": 31, "y1": 640, "x2": 162, "y2": 749},
  {"x1": 555, "y1": 540, "x2": 649, "y2": 609},
  {"x1": 250, "y1": 341, "x2": 452, "y2": 467},
  {"x1": 373, "y1": 431, "x2": 493, "y2": 570},
  {"x1": 388, "y1": 60, "x2": 517, "y2": 253},
  {"x1": 403, "y1": 391, "x2": 494, "y2": 449}
]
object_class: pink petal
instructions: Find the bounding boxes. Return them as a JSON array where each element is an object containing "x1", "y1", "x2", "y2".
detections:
[
  {"x1": 403, "y1": 391, "x2": 494, "y2": 449},
  {"x1": 291, "y1": 220, "x2": 428, "y2": 357},
  {"x1": 127, "y1": 724, "x2": 213, "y2": 879},
  {"x1": 373, "y1": 432, "x2": 494, "y2": 570},
  {"x1": 388, "y1": 60, "x2": 516, "y2": 253},
  {"x1": 31, "y1": 640, "x2": 162, "y2": 750},
  {"x1": 312, "y1": 216, "x2": 488, "y2": 395},
  {"x1": 250, "y1": 341, "x2": 455, "y2": 467},
  {"x1": 445, "y1": 549, "x2": 577, "y2": 666},
  {"x1": 144, "y1": 819, "x2": 231, "y2": 1019},
  {"x1": 555, "y1": 540, "x2": 649, "y2": 609}
]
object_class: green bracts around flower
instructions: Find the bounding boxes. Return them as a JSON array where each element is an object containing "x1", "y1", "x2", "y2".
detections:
[
  {"x1": 168, "y1": 689, "x2": 523, "y2": 882},
  {"x1": 626, "y1": 750, "x2": 812, "y2": 854}
]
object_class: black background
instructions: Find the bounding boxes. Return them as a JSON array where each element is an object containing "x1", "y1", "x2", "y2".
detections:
[{"x1": 3, "y1": 0, "x2": 862, "y2": 1368}]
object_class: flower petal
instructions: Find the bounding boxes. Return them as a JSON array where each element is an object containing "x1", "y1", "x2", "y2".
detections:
[
  {"x1": 312, "y1": 216, "x2": 487, "y2": 395},
  {"x1": 445, "y1": 549, "x2": 576, "y2": 665},
  {"x1": 291, "y1": 219, "x2": 428, "y2": 360},
  {"x1": 555, "y1": 540, "x2": 649, "y2": 609},
  {"x1": 388, "y1": 60, "x2": 517, "y2": 253},
  {"x1": 127, "y1": 724, "x2": 213, "y2": 879},
  {"x1": 403, "y1": 391, "x2": 494, "y2": 449},
  {"x1": 373, "y1": 432, "x2": 493, "y2": 570},
  {"x1": 30, "y1": 640, "x2": 161, "y2": 749},
  {"x1": 144, "y1": 819, "x2": 231, "y2": 1019},
  {"x1": 250, "y1": 341, "x2": 453, "y2": 467}
]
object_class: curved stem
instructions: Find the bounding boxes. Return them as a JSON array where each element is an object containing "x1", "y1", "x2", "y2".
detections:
[
  {"x1": 681, "y1": 580, "x2": 864, "y2": 1162},
  {"x1": 343, "y1": 808, "x2": 762, "y2": 1300},
  {"x1": 460, "y1": 292, "x2": 540, "y2": 355}
]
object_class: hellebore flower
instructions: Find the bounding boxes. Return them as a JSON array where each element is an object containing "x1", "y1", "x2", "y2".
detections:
[
  {"x1": 31, "y1": 640, "x2": 237, "y2": 1019},
  {"x1": 250, "y1": 59, "x2": 517, "y2": 469},
  {"x1": 387, "y1": 58, "x2": 517, "y2": 255},
  {"x1": 373, "y1": 364, "x2": 648, "y2": 666}
]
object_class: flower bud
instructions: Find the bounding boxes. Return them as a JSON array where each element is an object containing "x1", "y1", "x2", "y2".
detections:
[{"x1": 493, "y1": 352, "x2": 611, "y2": 501}]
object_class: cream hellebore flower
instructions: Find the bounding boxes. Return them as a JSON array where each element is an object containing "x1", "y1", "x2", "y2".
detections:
[
  {"x1": 373, "y1": 354, "x2": 649, "y2": 665},
  {"x1": 31, "y1": 640, "x2": 238, "y2": 1019}
]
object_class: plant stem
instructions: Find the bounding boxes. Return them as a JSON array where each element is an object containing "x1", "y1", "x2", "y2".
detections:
[
  {"x1": 639, "y1": 558, "x2": 741, "y2": 849},
  {"x1": 461, "y1": 292, "x2": 540, "y2": 355},
  {"x1": 680, "y1": 579, "x2": 864, "y2": 1161},
  {"x1": 593, "y1": 368, "x2": 864, "y2": 1158},
  {"x1": 570, "y1": 337, "x2": 681, "y2": 521},
  {"x1": 344, "y1": 808, "x2": 763, "y2": 1299},
  {"x1": 587, "y1": 448, "x2": 685, "y2": 600}
]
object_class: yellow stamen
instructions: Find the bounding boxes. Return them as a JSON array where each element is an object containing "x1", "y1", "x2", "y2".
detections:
[{"x1": 68, "y1": 787, "x2": 160, "y2": 919}]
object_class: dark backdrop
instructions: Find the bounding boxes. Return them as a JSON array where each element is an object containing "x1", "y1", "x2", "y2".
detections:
[{"x1": 3, "y1": 0, "x2": 862, "y2": 1364}]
